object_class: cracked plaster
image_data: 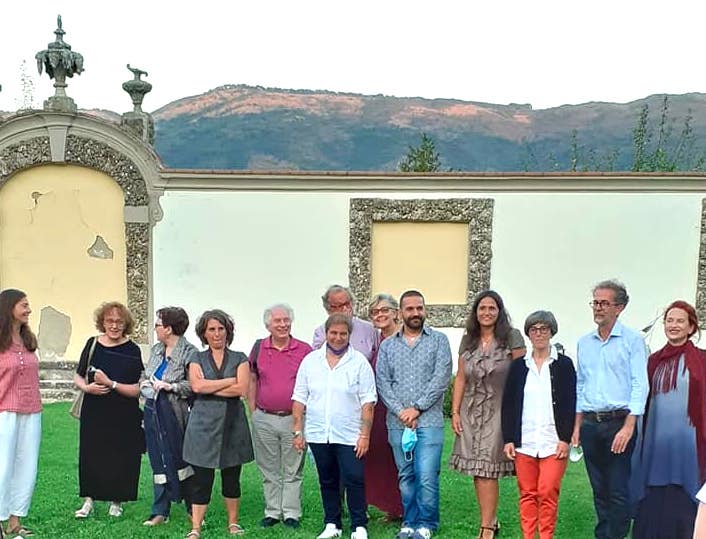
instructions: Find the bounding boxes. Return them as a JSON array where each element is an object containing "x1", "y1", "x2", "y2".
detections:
[
  {"x1": 37, "y1": 306, "x2": 72, "y2": 360},
  {"x1": 87, "y1": 235, "x2": 114, "y2": 259},
  {"x1": 0, "y1": 134, "x2": 152, "y2": 343}
]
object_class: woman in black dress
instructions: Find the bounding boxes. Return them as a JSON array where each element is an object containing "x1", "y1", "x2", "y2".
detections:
[{"x1": 73, "y1": 301, "x2": 144, "y2": 518}]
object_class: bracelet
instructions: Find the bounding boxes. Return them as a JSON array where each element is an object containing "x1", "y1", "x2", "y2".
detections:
[
  {"x1": 359, "y1": 434, "x2": 369, "y2": 438},
  {"x1": 452, "y1": 411, "x2": 460, "y2": 415},
  {"x1": 111, "y1": 381, "x2": 118, "y2": 390}
]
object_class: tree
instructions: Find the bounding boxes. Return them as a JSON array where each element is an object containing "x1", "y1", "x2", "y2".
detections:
[
  {"x1": 542, "y1": 95, "x2": 705, "y2": 172},
  {"x1": 14, "y1": 60, "x2": 36, "y2": 111},
  {"x1": 398, "y1": 133, "x2": 442, "y2": 172},
  {"x1": 631, "y1": 95, "x2": 704, "y2": 172}
]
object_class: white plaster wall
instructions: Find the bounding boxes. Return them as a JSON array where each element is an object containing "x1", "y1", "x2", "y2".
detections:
[
  {"x1": 153, "y1": 191, "x2": 702, "y2": 360},
  {"x1": 490, "y1": 193, "x2": 701, "y2": 356}
]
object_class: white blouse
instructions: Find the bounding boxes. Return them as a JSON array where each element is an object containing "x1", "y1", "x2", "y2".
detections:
[
  {"x1": 517, "y1": 345, "x2": 560, "y2": 459},
  {"x1": 292, "y1": 345, "x2": 376, "y2": 446}
]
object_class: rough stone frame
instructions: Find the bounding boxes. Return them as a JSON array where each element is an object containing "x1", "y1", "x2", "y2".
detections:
[
  {"x1": 0, "y1": 135, "x2": 150, "y2": 343},
  {"x1": 696, "y1": 199, "x2": 706, "y2": 327},
  {"x1": 349, "y1": 198, "x2": 494, "y2": 327}
]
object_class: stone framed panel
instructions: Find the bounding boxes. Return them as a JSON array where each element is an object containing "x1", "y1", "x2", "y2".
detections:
[
  {"x1": 349, "y1": 198, "x2": 494, "y2": 327},
  {"x1": 0, "y1": 134, "x2": 152, "y2": 343}
]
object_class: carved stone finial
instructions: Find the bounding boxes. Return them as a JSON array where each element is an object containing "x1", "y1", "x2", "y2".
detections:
[
  {"x1": 122, "y1": 64, "x2": 152, "y2": 113},
  {"x1": 35, "y1": 14, "x2": 84, "y2": 113},
  {"x1": 55, "y1": 15, "x2": 65, "y2": 39},
  {"x1": 121, "y1": 64, "x2": 154, "y2": 145}
]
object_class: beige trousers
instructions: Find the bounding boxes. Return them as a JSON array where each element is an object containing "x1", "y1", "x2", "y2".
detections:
[{"x1": 252, "y1": 409, "x2": 306, "y2": 520}]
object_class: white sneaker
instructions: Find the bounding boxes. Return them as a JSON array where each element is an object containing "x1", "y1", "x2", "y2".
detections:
[
  {"x1": 108, "y1": 502, "x2": 123, "y2": 517},
  {"x1": 413, "y1": 527, "x2": 432, "y2": 539},
  {"x1": 351, "y1": 527, "x2": 368, "y2": 539},
  {"x1": 317, "y1": 523, "x2": 343, "y2": 539}
]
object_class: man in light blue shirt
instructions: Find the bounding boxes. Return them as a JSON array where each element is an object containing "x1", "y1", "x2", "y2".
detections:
[
  {"x1": 376, "y1": 290, "x2": 452, "y2": 539},
  {"x1": 573, "y1": 279, "x2": 648, "y2": 539}
]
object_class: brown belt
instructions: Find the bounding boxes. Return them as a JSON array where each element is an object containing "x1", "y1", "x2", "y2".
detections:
[
  {"x1": 258, "y1": 408, "x2": 292, "y2": 417},
  {"x1": 583, "y1": 409, "x2": 629, "y2": 423}
]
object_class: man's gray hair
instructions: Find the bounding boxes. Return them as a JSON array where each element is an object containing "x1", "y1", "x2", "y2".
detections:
[
  {"x1": 524, "y1": 310, "x2": 559, "y2": 337},
  {"x1": 321, "y1": 284, "x2": 354, "y2": 310},
  {"x1": 593, "y1": 279, "x2": 629, "y2": 306},
  {"x1": 368, "y1": 293, "x2": 399, "y2": 313},
  {"x1": 263, "y1": 303, "x2": 295, "y2": 326}
]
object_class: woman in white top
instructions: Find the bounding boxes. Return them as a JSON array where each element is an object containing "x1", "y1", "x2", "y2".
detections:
[
  {"x1": 501, "y1": 311, "x2": 576, "y2": 539},
  {"x1": 292, "y1": 313, "x2": 376, "y2": 539}
]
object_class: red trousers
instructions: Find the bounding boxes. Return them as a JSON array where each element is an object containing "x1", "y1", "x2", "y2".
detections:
[{"x1": 514, "y1": 452, "x2": 568, "y2": 539}]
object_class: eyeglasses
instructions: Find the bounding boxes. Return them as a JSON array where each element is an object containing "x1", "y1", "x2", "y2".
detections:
[
  {"x1": 589, "y1": 300, "x2": 619, "y2": 309},
  {"x1": 370, "y1": 306, "x2": 394, "y2": 316},
  {"x1": 528, "y1": 325, "x2": 551, "y2": 335},
  {"x1": 328, "y1": 301, "x2": 352, "y2": 311},
  {"x1": 104, "y1": 318, "x2": 125, "y2": 328}
]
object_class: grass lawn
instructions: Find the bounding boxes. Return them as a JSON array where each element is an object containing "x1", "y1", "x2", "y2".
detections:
[{"x1": 21, "y1": 403, "x2": 596, "y2": 538}]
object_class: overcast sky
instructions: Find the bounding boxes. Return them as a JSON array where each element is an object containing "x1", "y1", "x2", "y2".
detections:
[{"x1": 1, "y1": 0, "x2": 705, "y2": 114}]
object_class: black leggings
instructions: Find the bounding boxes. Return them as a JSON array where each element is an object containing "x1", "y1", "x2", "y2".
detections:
[{"x1": 190, "y1": 465, "x2": 242, "y2": 504}]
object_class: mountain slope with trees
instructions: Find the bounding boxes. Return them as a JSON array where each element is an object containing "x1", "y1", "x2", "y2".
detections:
[{"x1": 146, "y1": 86, "x2": 706, "y2": 171}]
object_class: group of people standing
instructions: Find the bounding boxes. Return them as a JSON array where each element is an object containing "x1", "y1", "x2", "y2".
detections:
[{"x1": 1, "y1": 279, "x2": 706, "y2": 539}]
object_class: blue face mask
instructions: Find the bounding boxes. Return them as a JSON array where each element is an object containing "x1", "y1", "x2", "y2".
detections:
[{"x1": 401, "y1": 427, "x2": 417, "y2": 460}]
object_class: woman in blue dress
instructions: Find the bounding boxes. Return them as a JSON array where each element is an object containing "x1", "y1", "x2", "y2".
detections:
[{"x1": 632, "y1": 300, "x2": 706, "y2": 538}]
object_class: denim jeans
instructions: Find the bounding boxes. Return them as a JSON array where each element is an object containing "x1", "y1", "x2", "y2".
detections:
[
  {"x1": 151, "y1": 481, "x2": 191, "y2": 517},
  {"x1": 309, "y1": 443, "x2": 367, "y2": 529},
  {"x1": 388, "y1": 427, "x2": 444, "y2": 530},
  {"x1": 581, "y1": 416, "x2": 636, "y2": 539}
]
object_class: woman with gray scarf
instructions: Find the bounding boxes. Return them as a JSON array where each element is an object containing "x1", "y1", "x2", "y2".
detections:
[{"x1": 140, "y1": 307, "x2": 198, "y2": 527}]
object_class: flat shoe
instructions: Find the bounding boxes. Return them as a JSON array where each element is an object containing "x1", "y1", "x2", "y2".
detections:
[
  {"x1": 6, "y1": 525, "x2": 34, "y2": 537},
  {"x1": 228, "y1": 523, "x2": 245, "y2": 535},
  {"x1": 74, "y1": 500, "x2": 93, "y2": 519},
  {"x1": 143, "y1": 515, "x2": 169, "y2": 526},
  {"x1": 108, "y1": 503, "x2": 123, "y2": 517},
  {"x1": 185, "y1": 531, "x2": 201, "y2": 538}
]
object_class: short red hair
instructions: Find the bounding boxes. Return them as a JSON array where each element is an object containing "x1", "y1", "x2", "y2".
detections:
[{"x1": 664, "y1": 300, "x2": 700, "y2": 340}]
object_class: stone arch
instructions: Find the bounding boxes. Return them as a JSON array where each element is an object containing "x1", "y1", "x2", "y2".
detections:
[{"x1": 0, "y1": 112, "x2": 164, "y2": 344}]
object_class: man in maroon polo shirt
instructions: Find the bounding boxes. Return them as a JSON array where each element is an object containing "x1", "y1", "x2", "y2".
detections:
[{"x1": 247, "y1": 303, "x2": 312, "y2": 529}]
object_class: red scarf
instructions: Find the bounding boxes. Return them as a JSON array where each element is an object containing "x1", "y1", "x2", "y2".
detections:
[{"x1": 647, "y1": 340, "x2": 706, "y2": 482}]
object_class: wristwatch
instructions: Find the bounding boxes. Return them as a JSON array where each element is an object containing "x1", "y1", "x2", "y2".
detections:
[
  {"x1": 111, "y1": 381, "x2": 118, "y2": 391},
  {"x1": 292, "y1": 430, "x2": 302, "y2": 438}
]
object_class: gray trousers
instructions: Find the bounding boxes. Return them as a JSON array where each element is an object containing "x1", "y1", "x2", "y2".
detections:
[{"x1": 252, "y1": 409, "x2": 305, "y2": 520}]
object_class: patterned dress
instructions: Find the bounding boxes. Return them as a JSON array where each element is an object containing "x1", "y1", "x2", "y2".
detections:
[{"x1": 450, "y1": 329, "x2": 524, "y2": 478}]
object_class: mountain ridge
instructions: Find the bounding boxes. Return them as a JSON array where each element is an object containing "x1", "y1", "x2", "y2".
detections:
[{"x1": 4, "y1": 85, "x2": 706, "y2": 171}]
